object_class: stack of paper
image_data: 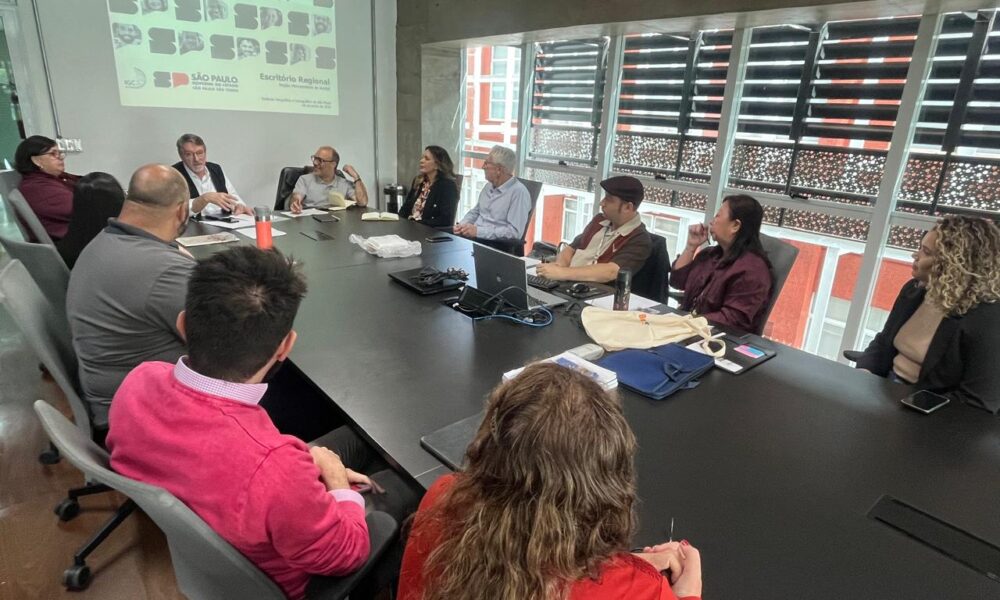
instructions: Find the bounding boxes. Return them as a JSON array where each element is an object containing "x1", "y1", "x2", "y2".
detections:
[
  {"x1": 176, "y1": 232, "x2": 239, "y2": 247},
  {"x1": 503, "y1": 351, "x2": 618, "y2": 390},
  {"x1": 586, "y1": 293, "x2": 662, "y2": 311},
  {"x1": 280, "y1": 208, "x2": 327, "y2": 218},
  {"x1": 237, "y1": 227, "x2": 287, "y2": 240}
]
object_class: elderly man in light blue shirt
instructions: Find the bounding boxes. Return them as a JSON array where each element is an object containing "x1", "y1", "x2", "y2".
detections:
[{"x1": 454, "y1": 145, "x2": 531, "y2": 240}]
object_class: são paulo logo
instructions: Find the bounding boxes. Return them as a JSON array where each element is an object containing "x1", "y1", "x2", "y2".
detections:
[
  {"x1": 153, "y1": 71, "x2": 240, "y2": 89},
  {"x1": 123, "y1": 68, "x2": 146, "y2": 89},
  {"x1": 153, "y1": 71, "x2": 190, "y2": 88}
]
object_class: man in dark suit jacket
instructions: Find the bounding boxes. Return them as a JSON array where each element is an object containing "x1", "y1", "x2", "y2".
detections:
[{"x1": 172, "y1": 133, "x2": 252, "y2": 218}]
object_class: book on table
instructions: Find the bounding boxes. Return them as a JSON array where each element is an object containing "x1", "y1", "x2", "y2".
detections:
[
  {"x1": 361, "y1": 211, "x2": 399, "y2": 221},
  {"x1": 503, "y1": 351, "x2": 617, "y2": 390}
]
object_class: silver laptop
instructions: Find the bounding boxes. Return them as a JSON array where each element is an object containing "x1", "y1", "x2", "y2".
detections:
[{"x1": 472, "y1": 244, "x2": 566, "y2": 309}]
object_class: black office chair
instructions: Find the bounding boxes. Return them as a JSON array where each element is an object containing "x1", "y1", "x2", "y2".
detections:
[
  {"x1": 759, "y1": 233, "x2": 800, "y2": 331},
  {"x1": 274, "y1": 166, "x2": 349, "y2": 211},
  {"x1": 631, "y1": 233, "x2": 671, "y2": 304},
  {"x1": 274, "y1": 166, "x2": 311, "y2": 210},
  {"x1": 843, "y1": 349, "x2": 865, "y2": 363},
  {"x1": 472, "y1": 177, "x2": 542, "y2": 257}
]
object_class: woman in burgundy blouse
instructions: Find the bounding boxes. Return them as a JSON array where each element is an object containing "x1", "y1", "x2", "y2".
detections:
[
  {"x1": 398, "y1": 145, "x2": 459, "y2": 228},
  {"x1": 670, "y1": 194, "x2": 773, "y2": 333},
  {"x1": 398, "y1": 363, "x2": 703, "y2": 600},
  {"x1": 14, "y1": 135, "x2": 80, "y2": 241}
]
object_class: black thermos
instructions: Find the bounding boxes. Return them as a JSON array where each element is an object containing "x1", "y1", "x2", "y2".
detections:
[
  {"x1": 613, "y1": 269, "x2": 632, "y2": 311},
  {"x1": 383, "y1": 184, "x2": 404, "y2": 213}
]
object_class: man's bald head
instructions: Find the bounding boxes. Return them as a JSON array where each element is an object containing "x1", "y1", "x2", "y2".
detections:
[{"x1": 127, "y1": 164, "x2": 188, "y2": 209}]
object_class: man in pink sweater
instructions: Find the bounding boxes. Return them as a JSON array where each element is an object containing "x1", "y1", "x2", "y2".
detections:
[{"x1": 107, "y1": 246, "x2": 380, "y2": 599}]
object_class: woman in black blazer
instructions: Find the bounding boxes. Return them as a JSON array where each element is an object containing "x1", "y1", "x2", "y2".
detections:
[
  {"x1": 854, "y1": 216, "x2": 1000, "y2": 414},
  {"x1": 398, "y1": 145, "x2": 459, "y2": 228}
]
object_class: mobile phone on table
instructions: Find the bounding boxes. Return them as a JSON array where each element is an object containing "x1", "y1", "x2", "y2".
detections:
[
  {"x1": 203, "y1": 215, "x2": 236, "y2": 223},
  {"x1": 313, "y1": 214, "x2": 339, "y2": 223},
  {"x1": 300, "y1": 230, "x2": 335, "y2": 241},
  {"x1": 426, "y1": 235, "x2": 453, "y2": 243},
  {"x1": 901, "y1": 390, "x2": 949, "y2": 414}
]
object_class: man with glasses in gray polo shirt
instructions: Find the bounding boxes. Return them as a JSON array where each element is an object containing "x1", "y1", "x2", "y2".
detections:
[
  {"x1": 288, "y1": 145, "x2": 369, "y2": 212},
  {"x1": 66, "y1": 164, "x2": 194, "y2": 443}
]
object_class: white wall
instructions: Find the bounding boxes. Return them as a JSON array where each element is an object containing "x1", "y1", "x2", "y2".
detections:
[{"x1": 13, "y1": 0, "x2": 395, "y2": 205}]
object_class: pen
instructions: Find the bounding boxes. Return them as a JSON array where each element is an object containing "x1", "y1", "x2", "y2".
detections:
[{"x1": 630, "y1": 518, "x2": 675, "y2": 552}]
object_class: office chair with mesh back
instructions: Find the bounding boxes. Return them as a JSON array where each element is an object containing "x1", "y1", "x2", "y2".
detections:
[
  {"x1": 0, "y1": 261, "x2": 136, "y2": 589},
  {"x1": 34, "y1": 400, "x2": 399, "y2": 598},
  {"x1": 631, "y1": 233, "x2": 671, "y2": 304},
  {"x1": 472, "y1": 177, "x2": 542, "y2": 257}
]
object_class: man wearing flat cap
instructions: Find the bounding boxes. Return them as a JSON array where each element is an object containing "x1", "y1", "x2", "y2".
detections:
[{"x1": 536, "y1": 175, "x2": 652, "y2": 284}]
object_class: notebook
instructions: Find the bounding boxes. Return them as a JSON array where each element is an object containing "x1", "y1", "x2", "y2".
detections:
[
  {"x1": 328, "y1": 191, "x2": 356, "y2": 209},
  {"x1": 361, "y1": 211, "x2": 399, "y2": 221}
]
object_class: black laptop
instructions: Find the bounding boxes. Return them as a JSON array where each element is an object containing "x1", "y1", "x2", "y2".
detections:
[{"x1": 388, "y1": 267, "x2": 465, "y2": 295}]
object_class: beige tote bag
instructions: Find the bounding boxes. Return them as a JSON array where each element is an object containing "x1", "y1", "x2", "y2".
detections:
[{"x1": 581, "y1": 306, "x2": 713, "y2": 351}]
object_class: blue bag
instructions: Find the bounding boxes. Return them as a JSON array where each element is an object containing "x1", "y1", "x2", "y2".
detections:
[{"x1": 596, "y1": 342, "x2": 715, "y2": 400}]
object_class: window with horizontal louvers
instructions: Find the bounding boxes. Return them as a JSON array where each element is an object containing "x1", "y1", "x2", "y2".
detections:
[
  {"x1": 728, "y1": 25, "x2": 814, "y2": 194},
  {"x1": 610, "y1": 30, "x2": 733, "y2": 209},
  {"x1": 528, "y1": 38, "x2": 608, "y2": 167},
  {"x1": 899, "y1": 10, "x2": 1000, "y2": 217}
]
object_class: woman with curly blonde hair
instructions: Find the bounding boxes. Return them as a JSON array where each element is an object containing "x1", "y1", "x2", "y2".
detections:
[
  {"x1": 854, "y1": 215, "x2": 1000, "y2": 413},
  {"x1": 397, "y1": 363, "x2": 703, "y2": 600}
]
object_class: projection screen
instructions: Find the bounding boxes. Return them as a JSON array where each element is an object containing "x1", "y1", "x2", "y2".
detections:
[{"x1": 106, "y1": 0, "x2": 338, "y2": 115}]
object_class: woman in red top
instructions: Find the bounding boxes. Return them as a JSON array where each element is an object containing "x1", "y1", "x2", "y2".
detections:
[
  {"x1": 670, "y1": 194, "x2": 773, "y2": 334},
  {"x1": 14, "y1": 135, "x2": 80, "y2": 240},
  {"x1": 398, "y1": 363, "x2": 703, "y2": 600}
]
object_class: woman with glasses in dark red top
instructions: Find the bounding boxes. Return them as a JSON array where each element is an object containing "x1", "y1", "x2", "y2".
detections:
[
  {"x1": 670, "y1": 194, "x2": 774, "y2": 333},
  {"x1": 14, "y1": 135, "x2": 80, "y2": 241}
]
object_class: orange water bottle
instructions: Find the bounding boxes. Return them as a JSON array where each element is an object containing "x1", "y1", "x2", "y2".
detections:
[{"x1": 253, "y1": 206, "x2": 273, "y2": 250}]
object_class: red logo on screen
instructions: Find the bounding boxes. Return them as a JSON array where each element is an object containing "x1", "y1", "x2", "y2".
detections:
[{"x1": 172, "y1": 73, "x2": 190, "y2": 87}]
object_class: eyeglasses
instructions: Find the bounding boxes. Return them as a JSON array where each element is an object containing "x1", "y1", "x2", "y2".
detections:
[
  {"x1": 311, "y1": 155, "x2": 335, "y2": 164},
  {"x1": 39, "y1": 149, "x2": 65, "y2": 159}
]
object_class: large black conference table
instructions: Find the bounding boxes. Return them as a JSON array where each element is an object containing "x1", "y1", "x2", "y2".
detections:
[{"x1": 190, "y1": 210, "x2": 999, "y2": 599}]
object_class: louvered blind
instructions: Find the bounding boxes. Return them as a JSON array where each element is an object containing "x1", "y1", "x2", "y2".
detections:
[
  {"x1": 737, "y1": 25, "x2": 813, "y2": 143},
  {"x1": 688, "y1": 30, "x2": 733, "y2": 140},
  {"x1": 529, "y1": 38, "x2": 607, "y2": 164},
  {"x1": 617, "y1": 32, "x2": 693, "y2": 135},
  {"x1": 802, "y1": 16, "x2": 920, "y2": 150}
]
